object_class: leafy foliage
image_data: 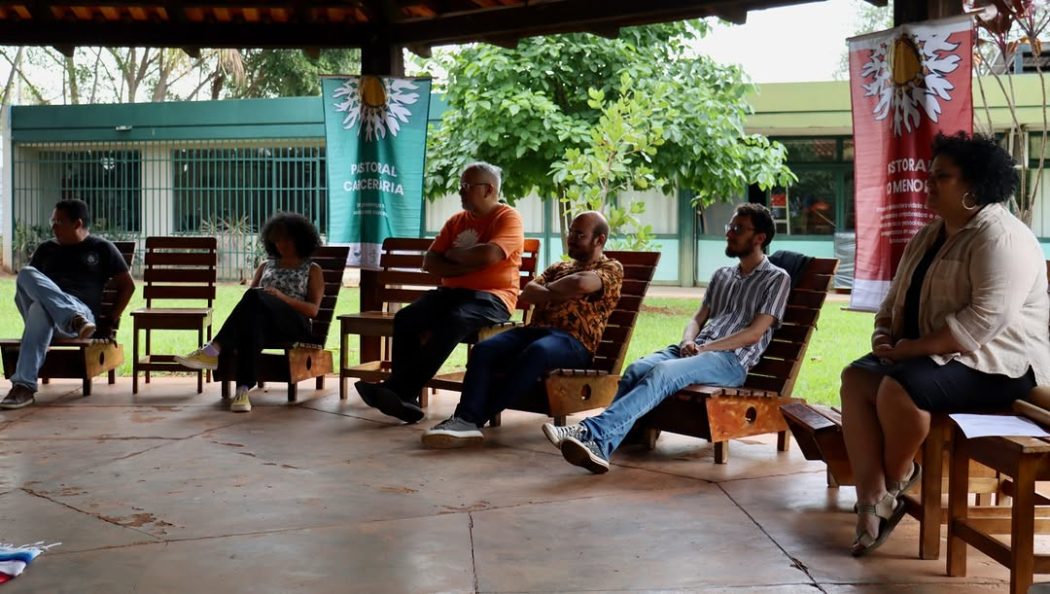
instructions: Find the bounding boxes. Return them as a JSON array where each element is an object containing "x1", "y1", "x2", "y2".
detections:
[
  {"x1": 230, "y1": 49, "x2": 361, "y2": 98},
  {"x1": 420, "y1": 22, "x2": 794, "y2": 248},
  {"x1": 971, "y1": 0, "x2": 1050, "y2": 224}
]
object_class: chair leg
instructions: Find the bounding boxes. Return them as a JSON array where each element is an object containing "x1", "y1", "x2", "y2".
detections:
[
  {"x1": 221, "y1": 381, "x2": 231, "y2": 399},
  {"x1": 420, "y1": 388, "x2": 429, "y2": 409},
  {"x1": 554, "y1": 415, "x2": 566, "y2": 427},
  {"x1": 489, "y1": 413, "x2": 502, "y2": 428},
  {"x1": 288, "y1": 383, "x2": 298, "y2": 403},
  {"x1": 197, "y1": 370, "x2": 203, "y2": 394},
  {"x1": 108, "y1": 369, "x2": 116, "y2": 385},
  {"x1": 777, "y1": 429, "x2": 791, "y2": 452},
  {"x1": 316, "y1": 375, "x2": 325, "y2": 390},
  {"x1": 132, "y1": 324, "x2": 139, "y2": 394},
  {"x1": 145, "y1": 329, "x2": 151, "y2": 384},
  {"x1": 714, "y1": 441, "x2": 729, "y2": 464},
  {"x1": 645, "y1": 428, "x2": 660, "y2": 451},
  {"x1": 82, "y1": 377, "x2": 92, "y2": 397},
  {"x1": 340, "y1": 376, "x2": 348, "y2": 400}
]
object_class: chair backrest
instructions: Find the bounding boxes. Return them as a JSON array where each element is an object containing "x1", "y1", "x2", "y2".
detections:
[
  {"x1": 591, "y1": 251, "x2": 661, "y2": 374},
  {"x1": 95, "y1": 240, "x2": 136, "y2": 338},
  {"x1": 375, "y1": 236, "x2": 541, "y2": 314},
  {"x1": 305, "y1": 245, "x2": 351, "y2": 345},
  {"x1": 742, "y1": 257, "x2": 838, "y2": 395},
  {"x1": 141, "y1": 236, "x2": 218, "y2": 308}
]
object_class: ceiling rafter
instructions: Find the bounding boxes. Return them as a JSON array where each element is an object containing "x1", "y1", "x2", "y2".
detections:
[{"x1": 0, "y1": 0, "x2": 826, "y2": 51}]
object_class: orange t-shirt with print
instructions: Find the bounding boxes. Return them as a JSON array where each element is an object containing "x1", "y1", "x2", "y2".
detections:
[{"x1": 429, "y1": 203, "x2": 524, "y2": 313}]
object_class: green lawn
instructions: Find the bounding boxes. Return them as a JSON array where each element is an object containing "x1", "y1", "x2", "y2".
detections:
[{"x1": 0, "y1": 278, "x2": 873, "y2": 406}]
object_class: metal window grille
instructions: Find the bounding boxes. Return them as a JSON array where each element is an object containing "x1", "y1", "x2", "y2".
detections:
[{"x1": 12, "y1": 139, "x2": 327, "y2": 280}]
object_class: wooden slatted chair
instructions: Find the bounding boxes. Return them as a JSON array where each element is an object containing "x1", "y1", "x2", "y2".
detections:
[
  {"x1": 129, "y1": 236, "x2": 217, "y2": 394},
  {"x1": 638, "y1": 257, "x2": 838, "y2": 464},
  {"x1": 214, "y1": 245, "x2": 349, "y2": 402},
  {"x1": 782, "y1": 261, "x2": 1050, "y2": 559},
  {"x1": 338, "y1": 237, "x2": 541, "y2": 400},
  {"x1": 480, "y1": 251, "x2": 661, "y2": 427},
  {"x1": 0, "y1": 240, "x2": 136, "y2": 396},
  {"x1": 946, "y1": 395, "x2": 1050, "y2": 594}
]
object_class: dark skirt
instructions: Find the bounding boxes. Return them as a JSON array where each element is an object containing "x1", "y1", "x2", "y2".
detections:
[{"x1": 849, "y1": 353, "x2": 1035, "y2": 413}]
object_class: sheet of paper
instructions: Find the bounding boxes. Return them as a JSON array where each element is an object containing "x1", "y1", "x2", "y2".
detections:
[{"x1": 949, "y1": 413, "x2": 1050, "y2": 439}]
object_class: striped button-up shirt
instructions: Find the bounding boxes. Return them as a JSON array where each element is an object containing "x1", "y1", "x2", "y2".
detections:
[{"x1": 695, "y1": 257, "x2": 791, "y2": 370}]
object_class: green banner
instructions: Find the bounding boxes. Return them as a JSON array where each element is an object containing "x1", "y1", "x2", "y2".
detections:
[{"x1": 321, "y1": 76, "x2": 432, "y2": 268}]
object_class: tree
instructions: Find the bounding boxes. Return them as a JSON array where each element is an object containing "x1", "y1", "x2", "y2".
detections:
[
  {"x1": 228, "y1": 49, "x2": 361, "y2": 98},
  {"x1": 422, "y1": 22, "x2": 794, "y2": 249},
  {"x1": 971, "y1": 0, "x2": 1050, "y2": 225},
  {"x1": 833, "y1": 0, "x2": 894, "y2": 80},
  {"x1": 0, "y1": 46, "x2": 248, "y2": 104}
]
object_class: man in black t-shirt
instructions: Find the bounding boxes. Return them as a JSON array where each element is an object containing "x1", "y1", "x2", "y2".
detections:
[{"x1": 0, "y1": 199, "x2": 135, "y2": 409}]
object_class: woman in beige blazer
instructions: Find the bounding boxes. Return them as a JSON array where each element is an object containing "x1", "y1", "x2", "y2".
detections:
[{"x1": 840, "y1": 132, "x2": 1050, "y2": 557}]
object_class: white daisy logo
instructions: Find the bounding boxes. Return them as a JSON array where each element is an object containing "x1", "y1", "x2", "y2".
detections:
[
  {"x1": 860, "y1": 29, "x2": 962, "y2": 136},
  {"x1": 331, "y1": 76, "x2": 422, "y2": 142},
  {"x1": 452, "y1": 229, "x2": 480, "y2": 249}
]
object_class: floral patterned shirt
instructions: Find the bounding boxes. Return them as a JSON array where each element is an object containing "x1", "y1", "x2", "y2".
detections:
[
  {"x1": 258, "y1": 259, "x2": 311, "y2": 301},
  {"x1": 527, "y1": 255, "x2": 624, "y2": 353}
]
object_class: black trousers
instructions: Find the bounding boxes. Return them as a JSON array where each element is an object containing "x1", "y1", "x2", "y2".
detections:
[
  {"x1": 214, "y1": 289, "x2": 311, "y2": 388},
  {"x1": 387, "y1": 287, "x2": 510, "y2": 402}
]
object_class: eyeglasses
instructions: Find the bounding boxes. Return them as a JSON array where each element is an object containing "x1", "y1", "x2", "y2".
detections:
[
  {"x1": 459, "y1": 182, "x2": 492, "y2": 193},
  {"x1": 724, "y1": 223, "x2": 754, "y2": 235}
]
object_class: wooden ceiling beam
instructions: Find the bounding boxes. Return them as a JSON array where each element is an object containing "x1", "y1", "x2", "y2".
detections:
[{"x1": 0, "y1": 0, "x2": 827, "y2": 50}]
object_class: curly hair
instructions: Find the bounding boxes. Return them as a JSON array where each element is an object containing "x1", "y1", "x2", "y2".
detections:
[
  {"x1": 260, "y1": 212, "x2": 321, "y2": 259},
  {"x1": 932, "y1": 132, "x2": 1017, "y2": 206}
]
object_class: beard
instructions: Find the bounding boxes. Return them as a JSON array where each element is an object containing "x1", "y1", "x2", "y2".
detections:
[{"x1": 725, "y1": 244, "x2": 748, "y2": 258}]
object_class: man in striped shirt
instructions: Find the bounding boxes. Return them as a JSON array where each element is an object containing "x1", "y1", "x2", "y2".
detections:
[{"x1": 543, "y1": 203, "x2": 791, "y2": 473}]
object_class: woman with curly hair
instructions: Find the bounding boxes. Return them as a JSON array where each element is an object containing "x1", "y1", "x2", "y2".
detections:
[
  {"x1": 840, "y1": 132, "x2": 1050, "y2": 556},
  {"x1": 176, "y1": 212, "x2": 325, "y2": 412}
]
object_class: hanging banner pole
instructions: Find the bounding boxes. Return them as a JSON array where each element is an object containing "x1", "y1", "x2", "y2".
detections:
[{"x1": 848, "y1": 15, "x2": 973, "y2": 311}]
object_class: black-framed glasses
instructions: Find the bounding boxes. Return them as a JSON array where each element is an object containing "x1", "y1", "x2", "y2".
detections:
[
  {"x1": 459, "y1": 182, "x2": 492, "y2": 193},
  {"x1": 724, "y1": 223, "x2": 754, "y2": 234}
]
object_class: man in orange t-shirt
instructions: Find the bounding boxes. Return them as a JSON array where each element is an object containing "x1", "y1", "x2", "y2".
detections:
[{"x1": 356, "y1": 162, "x2": 524, "y2": 423}]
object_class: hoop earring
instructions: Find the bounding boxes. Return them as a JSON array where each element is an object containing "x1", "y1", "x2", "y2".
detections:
[{"x1": 962, "y1": 192, "x2": 979, "y2": 211}]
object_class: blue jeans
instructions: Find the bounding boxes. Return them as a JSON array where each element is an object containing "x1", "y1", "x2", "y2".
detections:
[
  {"x1": 12, "y1": 266, "x2": 95, "y2": 391},
  {"x1": 581, "y1": 345, "x2": 747, "y2": 459},
  {"x1": 454, "y1": 327, "x2": 591, "y2": 426}
]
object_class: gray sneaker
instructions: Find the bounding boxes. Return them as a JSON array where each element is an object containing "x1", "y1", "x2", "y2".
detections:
[
  {"x1": 0, "y1": 384, "x2": 35, "y2": 410},
  {"x1": 560, "y1": 436, "x2": 610, "y2": 474},
  {"x1": 541, "y1": 422, "x2": 586, "y2": 448},
  {"x1": 421, "y1": 417, "x2": 483, "y2": 449}
]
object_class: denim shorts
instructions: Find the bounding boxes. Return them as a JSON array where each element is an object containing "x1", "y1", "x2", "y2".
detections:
[{"x1": 849, "y1": 353, "x2": 1035, "y2": 413}]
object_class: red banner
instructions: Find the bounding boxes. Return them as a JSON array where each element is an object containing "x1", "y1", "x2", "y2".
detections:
[{"x1": 848, "y1": 16, "x2": 973, "y2": 311}]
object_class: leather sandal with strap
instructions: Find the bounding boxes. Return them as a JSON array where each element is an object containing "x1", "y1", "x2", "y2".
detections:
[
  {"x1": 888, "y1": 462, "x2": 922, "y2": 497},
  {"x1": 850, "y1": 491, "x2": 907, "y2": 557}
]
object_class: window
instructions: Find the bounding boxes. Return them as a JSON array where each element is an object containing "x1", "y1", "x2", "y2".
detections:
[
  {"x1": 173, "y1": 145, "x2": 326, "y2": 236},
  {"x1": 42, "y1": 149, "x2": 142, "y2": 233}
]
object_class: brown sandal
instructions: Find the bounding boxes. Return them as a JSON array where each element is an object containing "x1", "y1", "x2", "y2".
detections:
[{"x1": 850, "y1": 491, "x2": 906, "y2": 557}]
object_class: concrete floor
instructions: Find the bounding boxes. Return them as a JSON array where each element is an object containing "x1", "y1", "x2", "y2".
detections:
[{"x1": 0, "y1": 376, "x2": 1035, "y2": 593}]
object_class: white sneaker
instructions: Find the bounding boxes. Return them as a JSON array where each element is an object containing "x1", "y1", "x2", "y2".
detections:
[{"x1": 230, "y1": 387, "x2": 252, "y2": 413}]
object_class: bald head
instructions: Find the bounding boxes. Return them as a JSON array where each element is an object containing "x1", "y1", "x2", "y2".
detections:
[{"x1": 567, "y1": 210, "x2": 609, "y2": 263}]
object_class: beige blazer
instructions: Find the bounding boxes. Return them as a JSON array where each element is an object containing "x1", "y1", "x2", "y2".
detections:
[{"x1": 875, "y1": 203, "x2": 1050, "y2": 386}]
